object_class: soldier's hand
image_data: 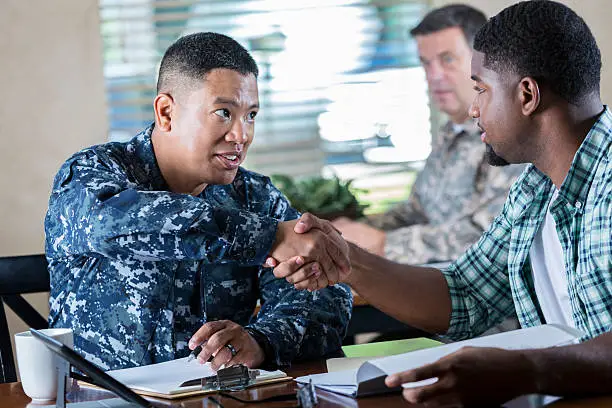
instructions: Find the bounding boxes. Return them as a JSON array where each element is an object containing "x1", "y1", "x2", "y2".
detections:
[
  {"x1": 267, "y1": 213, "x2": 351, "y2": 289},
  {"x1": 189, "y1": 320, "x2": 265, "y2": 371}
]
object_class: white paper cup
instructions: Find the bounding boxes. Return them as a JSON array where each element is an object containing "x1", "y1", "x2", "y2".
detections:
[{"x1": 15, "y1": 328, "x2": 74, "y2": 402}]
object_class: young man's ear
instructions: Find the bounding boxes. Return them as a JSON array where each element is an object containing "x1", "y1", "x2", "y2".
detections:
[
  {"x1": 518, "y1": 77, "x2": 540, "y2": 116},
  {"x1": 153, "y1": 93, "x2": 174, "y2": 131}
]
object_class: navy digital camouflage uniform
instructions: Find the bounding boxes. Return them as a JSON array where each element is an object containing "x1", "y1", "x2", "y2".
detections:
[
  {"x1": 369, "y1": 119, "x2": 526, "y2": 264},
  {"x1": 45, "y1": 125, "x2": 352, "y2": 370}
]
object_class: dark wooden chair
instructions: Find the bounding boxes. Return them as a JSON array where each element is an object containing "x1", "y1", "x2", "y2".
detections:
[{"x1": 0, "y1": 254, "x2": 49, "y2": 383}]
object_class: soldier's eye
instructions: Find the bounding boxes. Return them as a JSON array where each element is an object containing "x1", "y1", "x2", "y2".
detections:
[{"x1": 214, "y1": 109, "x2": 231, "y2": 119}]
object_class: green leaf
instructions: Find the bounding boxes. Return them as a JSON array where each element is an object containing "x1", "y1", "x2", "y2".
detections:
[{"x1": 269, "y1": 174, "x2": 368, "y2": 219}]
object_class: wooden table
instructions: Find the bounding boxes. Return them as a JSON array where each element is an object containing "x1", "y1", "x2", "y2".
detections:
[{"x1": 2, "y1": 360, "x2": 612, "y2": 408}]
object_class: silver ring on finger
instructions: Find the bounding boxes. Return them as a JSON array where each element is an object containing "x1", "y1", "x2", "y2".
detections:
[{"x1": 225, "y1": 343, "x2": 237, "y2": 357}]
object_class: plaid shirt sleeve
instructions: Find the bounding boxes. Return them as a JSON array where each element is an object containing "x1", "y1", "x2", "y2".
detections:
[{"x1": 441, "y1": 184, "x2": 520, "y2": 340}]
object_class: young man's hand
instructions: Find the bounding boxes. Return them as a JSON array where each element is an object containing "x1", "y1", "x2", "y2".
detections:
[{"x1": 385, "y1": 346, "x2": 534, "y2": 407}]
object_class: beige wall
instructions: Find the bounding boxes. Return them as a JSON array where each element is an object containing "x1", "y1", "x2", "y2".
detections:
[
  {"x1": 0, "y1": 0, "x2": 107, "y2": 377},
  {"x1": 431, "y1": 0, "x2": 612, "y2": 102}
]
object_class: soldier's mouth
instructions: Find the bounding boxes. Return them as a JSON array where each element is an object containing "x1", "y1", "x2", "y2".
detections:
[{"x1": 215, "y1": 153, "x2": 241, "y2": 170}]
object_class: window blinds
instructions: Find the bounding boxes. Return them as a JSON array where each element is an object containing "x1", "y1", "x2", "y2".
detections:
[{"x1": 99, "y1": 0, "x2": 428, "y2": 180}]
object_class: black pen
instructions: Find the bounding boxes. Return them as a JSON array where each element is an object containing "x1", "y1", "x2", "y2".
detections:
[{"x1": 187, "y1": 341, "x2": 214, "y2": 363}]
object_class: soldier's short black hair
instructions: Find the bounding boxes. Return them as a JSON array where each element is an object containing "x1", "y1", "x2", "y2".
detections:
[
  {"x1": 156, "y1": 32, "x2": 259, "y2": 94},
  {"x1": 474, "y1": 1, "x2": 601, "y2": 105},
  {"x1": 410, "y1": 4, "x2": 487, "y2": 47}
]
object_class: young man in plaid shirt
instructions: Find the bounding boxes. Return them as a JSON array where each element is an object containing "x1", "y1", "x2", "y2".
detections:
[{"x1": 271, "y1": 1, "x2": 612, "y2": 405}]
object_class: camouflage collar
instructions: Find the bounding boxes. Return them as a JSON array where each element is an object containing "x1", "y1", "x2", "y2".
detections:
[
  {"x1": 127, "y1": 123, "x2": 169, "y2": 191},
  {"x1": 441, "y1": 118, "x2": 480, "y2": 142}
]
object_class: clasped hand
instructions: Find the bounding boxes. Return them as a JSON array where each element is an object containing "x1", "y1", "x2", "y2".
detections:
[{"x1": 266, "y1": 213, "x2": 351, "y2": 290}]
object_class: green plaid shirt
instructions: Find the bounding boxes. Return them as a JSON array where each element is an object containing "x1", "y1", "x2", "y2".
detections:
[{"x1": 442, "y1": 107, "x2": 612, "y2": 341}]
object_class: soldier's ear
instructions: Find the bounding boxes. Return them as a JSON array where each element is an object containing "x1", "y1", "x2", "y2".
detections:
[{"x1": 154, "y1": 93, "x2": 174, "y2": 131}]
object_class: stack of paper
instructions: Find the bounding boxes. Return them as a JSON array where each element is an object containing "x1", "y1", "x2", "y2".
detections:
[
  {"x1": 297, "y1": 324, "x2": 584, "y2": 398},
  {"x1": 328, "y1": 337, "x2": 442, "y2": 372},
  {"x1": 107, "y1": 357, "x2": 288, "y2": 399}
]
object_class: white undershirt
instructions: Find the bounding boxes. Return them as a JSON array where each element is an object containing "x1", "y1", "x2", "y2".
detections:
[{"x1": 529, "y1": 189, "x2": 574, "y2": 327}]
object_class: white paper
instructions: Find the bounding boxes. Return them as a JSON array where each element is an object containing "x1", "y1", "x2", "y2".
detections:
[
  {"x1": 369, "y1": 324, "x2": 583, "y2": 384},
  {"x1": 296, "y1": 324, "x2": 583, "y2": 397},
  {"x1": 107, "y1": 357, "x2": 286, "y2": 395},
  {"x1": 326, "y1": 356, "x2": 370, "y2": 372}
]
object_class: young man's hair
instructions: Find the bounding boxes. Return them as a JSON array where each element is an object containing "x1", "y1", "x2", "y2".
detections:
[
  {"x1": 410, "y1": 4, "x2": 487, "y2": 47},
  {"x1": 156, "y1": 32, "x2": 258, "y2": 94},
  {"x1": 474, "y1": 0, "x2": 601, "y2": 105}
]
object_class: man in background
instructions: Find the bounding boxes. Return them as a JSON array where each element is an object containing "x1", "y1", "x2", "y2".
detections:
[{"x1": 333, "y1": 4, "x2": 524, "y2": 264}]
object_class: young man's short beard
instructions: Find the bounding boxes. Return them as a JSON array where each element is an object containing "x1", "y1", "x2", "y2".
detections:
[{"x1": 485, "y1": 144, "x2": 510, "y2": 166}]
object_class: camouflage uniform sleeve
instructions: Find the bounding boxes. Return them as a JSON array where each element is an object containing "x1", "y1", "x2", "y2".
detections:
[
  {"x1": 246, "y1": 182, "x2": 353, "y2": 366},
  {"x1": 384, "y1": 164, "x2": 525, "y2": 264},
  {"x1": 47, "y1": 150, "x2": 277, "y2": 265},
  {"x1": 366, "y1": 190, "x2": 428, "y2": 230}
]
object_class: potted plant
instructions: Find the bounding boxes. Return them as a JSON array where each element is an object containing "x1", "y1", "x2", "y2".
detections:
[{"x1": 270, "y1": 174, "x2": 367, "y2": 220}]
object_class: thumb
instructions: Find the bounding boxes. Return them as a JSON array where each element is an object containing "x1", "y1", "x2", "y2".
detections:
[
  {"x1": 293, "y1": 212, "x2": 320, "y2": 233},
  {"x1": 264, "y1": 257, "x2": 278, "y2": 267}
]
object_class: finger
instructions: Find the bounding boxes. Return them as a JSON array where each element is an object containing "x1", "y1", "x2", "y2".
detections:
[
  {"x1": 309, "y1": 274, "x2": 319, "y2": 291},
  {"x1": 264, "y1": 257, "x2": 278, "y2": 267},
  {"x1": 313, "y1": 271, "x2": 327, "y2": 291},
  {"x1": 385, "y1": 362, "x2": 442, "y2": 387},
  {"x1": 273, "y1": 256, "x2": 305, "y2": 279},
  {"x1": 292, "y1": 264, "x2": 323, "y2": 290},
  {"x1": 295, "y1": 212, "x2": 343, "y2": 236},
  {"x1": 286, "y1": 262, "x2": 321, "y2": 285},
  {"x1": 296, "y1": 272, "x2": 321, "y2": 292},
  {"x1": 210, "y1": 346, "x2": 234, "y2": 371},
  {"x1": 319, "y1": 255, "x2": 339, "y2": 286},
  {"x1": 199, "y1": 327, "x2": 235, "y2": 362},
  {"x1": 402, "y1": 379, "x2": 453, "y2": 405},
  {"x1": 189, "y1": 320, "x2": 228, "y2": 350},
  {"x1": 293, "y1": 213, "x2": 329, "y2": 234}
]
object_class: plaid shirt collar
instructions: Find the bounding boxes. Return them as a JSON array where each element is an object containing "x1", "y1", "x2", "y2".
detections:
[{"x1": 518, "y1": 106, "x2": 611, "y2": 213}]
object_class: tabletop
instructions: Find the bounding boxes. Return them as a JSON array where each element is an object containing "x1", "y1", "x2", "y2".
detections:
[{"x1": 2, "y1": 359, "x2": 612, "y2": 408}]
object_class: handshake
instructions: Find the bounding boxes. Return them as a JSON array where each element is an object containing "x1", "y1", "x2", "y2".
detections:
[{"x1": 265, "y1": 213, "x2": 352, "y2": 291}]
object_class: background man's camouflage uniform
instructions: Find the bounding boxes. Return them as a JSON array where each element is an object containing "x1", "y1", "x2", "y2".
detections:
[
  {"x1": 370, "y1": 119, "x2": 525, "y2": 264},
  {"x1": 45, "y1": 125, "x2": 352, "y2": 370}
]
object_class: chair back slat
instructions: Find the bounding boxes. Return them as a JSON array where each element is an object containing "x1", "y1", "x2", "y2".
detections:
[{"x1": 0, "y1": 254, "x2": 50, "y2": 383}]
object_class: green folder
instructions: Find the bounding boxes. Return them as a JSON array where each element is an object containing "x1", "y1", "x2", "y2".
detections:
[{"x1": 342, "y1": 337, "x2": 442, "y2": 358}]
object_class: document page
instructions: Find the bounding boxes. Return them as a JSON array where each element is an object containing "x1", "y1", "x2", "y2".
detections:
[
  {"x1": 108, "y1": 357, "x2": 286, "y2": 395},
  {"x1": 369, "y1": 324, "x2": 584, "y2": 388},
  {"x1": 296, "y1": 324, "x2": 584, "y2": 397}
]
